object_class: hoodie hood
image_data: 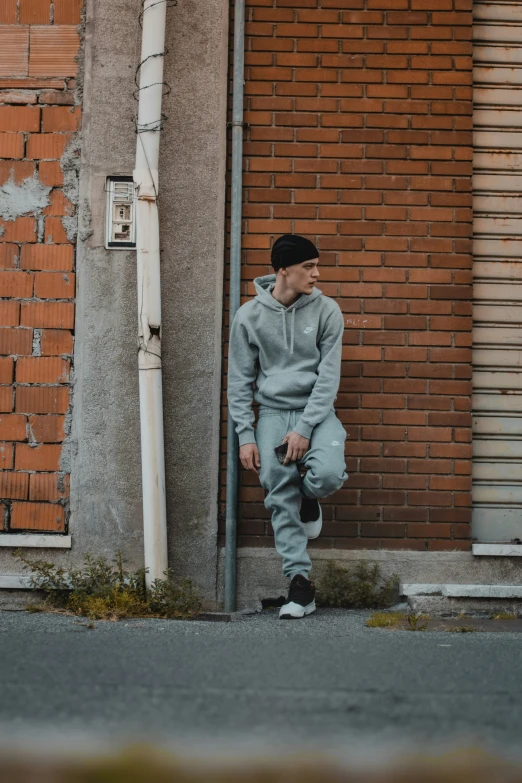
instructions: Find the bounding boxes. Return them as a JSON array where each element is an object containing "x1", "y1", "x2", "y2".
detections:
[
  {"x1": 253, "y1": 274, "x2": 322, "y2": 354},
  {"x1": 254, "y1": 274, "x2": 322, "y2": 311}
]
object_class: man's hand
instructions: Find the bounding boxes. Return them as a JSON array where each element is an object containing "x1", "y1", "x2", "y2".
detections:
[
  {"x1": 239, "y1": 443, "x2": 261, "y2": 474},
  {"x1": 282, "y1": 431, "x2": 310, "y2": 465}
]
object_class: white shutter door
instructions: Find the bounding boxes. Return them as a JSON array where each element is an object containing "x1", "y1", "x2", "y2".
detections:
[{"x1": 473, "y1": 0, "x2": 522, "y2": 541}]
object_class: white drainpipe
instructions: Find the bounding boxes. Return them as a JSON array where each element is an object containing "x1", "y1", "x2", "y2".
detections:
[{"x1": 134, "y1": 0, "x2": 169, "y2": 588}]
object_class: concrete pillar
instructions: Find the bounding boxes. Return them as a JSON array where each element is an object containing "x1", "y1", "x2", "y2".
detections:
[
  {"x1": 68, "y1": 0, "x2": 229, "y2": 604},
  {"x1": 160, "y1": 0, "x2": 229, "y2": 603}
]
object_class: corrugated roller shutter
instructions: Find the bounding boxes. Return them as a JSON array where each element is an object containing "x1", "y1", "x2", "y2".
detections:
[{"x1": 473, "y1": 0, "x2": 522, "y2": 541}]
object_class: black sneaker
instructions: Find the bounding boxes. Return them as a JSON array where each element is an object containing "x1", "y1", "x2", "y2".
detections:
[
  {"x1": 279, "y1": 574, "x2": 316, "y2": 619},
  {"x1": 300, "y1": 497, "x2": 322, "y2": 539}
]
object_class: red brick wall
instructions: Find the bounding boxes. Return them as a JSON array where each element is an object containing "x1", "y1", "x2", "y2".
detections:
[
  {"x1": 221, "y1": 0, "x2": 473, "y2": 552},
  {"x1": 0, "y1": 0, "x2": 81, "y2": 533}
]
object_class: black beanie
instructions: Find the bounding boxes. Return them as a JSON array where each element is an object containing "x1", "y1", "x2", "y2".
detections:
[{"x1": 271, "y1": 234, "x2": 319, "y2": 272}]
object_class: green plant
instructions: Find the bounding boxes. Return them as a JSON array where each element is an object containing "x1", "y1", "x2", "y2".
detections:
[
  {"x1": 14, "y1": 550, "x2": 202, "y2": 621},
  {"x1": 407, "y1": 613, "x2": 429, "y2": 631},
  {"x1": 317, "y1": 560, "x2": 400, "y2": 609},
  {"x1": 148, "y1": 570, "x2": 203, "y2": 619}
]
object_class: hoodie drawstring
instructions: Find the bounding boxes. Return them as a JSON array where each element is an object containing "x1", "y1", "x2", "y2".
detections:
[
  {"x1": 280, "y1": 308, "x2": 295, "y2": 354},
  {"x1": 280, "y1": 310, "x2": 287, "y2": 351}
]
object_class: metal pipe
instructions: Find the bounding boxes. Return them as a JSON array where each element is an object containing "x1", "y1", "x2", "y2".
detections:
[
  {"x1": 224, "y1": 0, "x2": 246, "y2": 613},
  {"x1": 134, "y1": 0, "x2": 169, "y2": 589}
]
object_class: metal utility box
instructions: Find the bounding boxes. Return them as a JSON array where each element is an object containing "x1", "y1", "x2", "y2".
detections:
[{"x1": 105, "y1": 176, "x2": 137, "y2": 249}]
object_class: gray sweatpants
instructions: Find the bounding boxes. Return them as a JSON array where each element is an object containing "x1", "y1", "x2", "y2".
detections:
[{"x1": 256, "y1": 406, "x2": 348, "y2": 580}]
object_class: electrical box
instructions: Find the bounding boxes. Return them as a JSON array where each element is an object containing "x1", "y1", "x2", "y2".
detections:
[{"x1": 105, "y1": 176, "x2": 136, "y2": 250}]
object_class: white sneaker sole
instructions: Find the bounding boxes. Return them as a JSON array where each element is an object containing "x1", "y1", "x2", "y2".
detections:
[
  {"x1": 302, "y1": 502, "x2": 322, "y2": 540},
  {"x1": 279, "y1": 600, "x2": 316, "y2": 619}
]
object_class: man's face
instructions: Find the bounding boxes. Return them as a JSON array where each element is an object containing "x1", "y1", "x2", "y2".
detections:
[{"x1": 283, "y1": 258, "x2": 320, "y2": 294}]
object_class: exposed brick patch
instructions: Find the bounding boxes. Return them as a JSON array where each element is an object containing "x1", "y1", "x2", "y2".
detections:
[
  {"x1": 15, "y1": 443, "x2": 62, "y2": 471},
  {"x1": 0, "y1": 28, "x2": 29, "y2": 78},
  {"x1": 29, "y1": 472, "x2": 69, "y2": 501},
  {"x1": 26, "y1": 132, "x2": 72, "y2": 160},
  {"x1": 17, "y1": 357, "x2": 69, "y2": 383},
  {"x1": 0, "y1": 79, "x2": 65, "y2": 89},
  {"x1": 0, "y1": 0, "x2": 18, "y2": 24},
  {"x1": 40, "y1": 328, "x2": 72, "y2": 355},
  {"x1": 0, "y1": 216, "x2": 37, "y2": 243},
  {"x1": 38, "y1": 90, "x2": 75, "y2": 105},
  {"x1": 0, "y1": 386, "x2": 14, "y2": 410},
  {"x1": 221, "y1": 0, "x2": 473, "y2": 551},
  {"x1": 0, "y1": 358, "x2": 14, "y2": 383},
  {"x1": 33, "y1": 271, "x2": 74, "y2": 299},
  {"x1": 21, "y1": 301, "x2": 74, "y2": 328},
  {"x1": 29, "y1": 27, "x2": 80, "y2": 77},
  {"x1": 0, "y1": 160, "x2": 36, "y2": 184},
  {"x1": 0, "y1": 272, "x2": 35, "y2": 298},
  {"x1": 53, "y1": 0, "x2": 82, "y2": 25},
  {"x1": 19, "y1": 0, "x2": 51, "y2": 25},
  {"x1": 0, "y1": 91, "x2": 38, "y2": 105},
  {"x1": 0, "y1": 414, "x2": 27, "y2": 441},
  {"x1": 20, "y1": 244, "x2": 74, "y2": 270},
  {"x1": 0, "y1": 471, "x2": 28, "y2": 499},
  {"x1": 0, "y1": 105, "x2": 40, "y2": 132},
  {"x1": 0, "y1": 133, "x2": 24, "y2": 159},
  {"x1": 38, "y1": 160, "x2": 64, "y2": 186},
  {"x1": 0, "y1": 300, "x2": 21, "y2": 326},
  {"x1": 0, "y1": 329, "x2": 33, "y2": 355},
  {"x1": 44, "y1": 216, "x2": 71, "y2": 243},
  {"x1": 16, "y1": 386, "x2": 69, "y2": 414},
  {"x1": 28, "y1": 414, "x2": 65, "y2": 442},
  {"x1": 41, "y1": 105, "x2": 81, "y2": 132},
  {"x1": 0, "y1": 15, "x2": 80, "y2": 534},
  {"x1": 10, "y1": 500, "x2": 65, "y2": 531}
]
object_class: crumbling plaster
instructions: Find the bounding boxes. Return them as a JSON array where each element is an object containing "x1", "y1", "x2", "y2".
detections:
[{"x1": 0, "y1": 175, "x2": 51, "y2": 222}]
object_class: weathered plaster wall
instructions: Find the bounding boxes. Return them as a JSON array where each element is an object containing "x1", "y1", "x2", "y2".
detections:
[
  {"x1": 0, "y1": 0, "x2": 229, "y2": 603},
  {"x1": 67, "y1": 0, "x2": 144, "y2": 566}
]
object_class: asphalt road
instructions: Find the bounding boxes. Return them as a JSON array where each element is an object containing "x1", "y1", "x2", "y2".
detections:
[{"x1": 1, "y1": 609, "x2": 521, "y2": 754}]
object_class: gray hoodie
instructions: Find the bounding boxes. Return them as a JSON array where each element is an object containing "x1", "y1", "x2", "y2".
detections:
[{"x1": 228, "y1": 273, "x2": 344, "y2": 446}]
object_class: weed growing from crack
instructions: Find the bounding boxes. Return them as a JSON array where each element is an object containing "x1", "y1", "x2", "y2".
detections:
[
  {"x1": 366, "y1": 611, "x2": 430, "y2": 630},
  {"x1": 317, "y1": 560, "x2": 400, "y2": 609},
  {"x1": 25, "y1": 603, "x2": 44, "y2": 613},
  {"x1": 407, "y1": 613, "x2": 429, "y2": 631},
  {"x1": 491, "y1": 609, "x2": 520, "y2": 620},
  {"x1": 14, "y1": 549, "x2": 202, "y2": 621},
  {"x1": 365, "y1": 611, "x2": 405, "y2": 629}
]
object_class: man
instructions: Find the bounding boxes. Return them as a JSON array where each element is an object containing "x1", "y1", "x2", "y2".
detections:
[{"x1": 228, "y1": 234, "x2": 348, "y2": 619}]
